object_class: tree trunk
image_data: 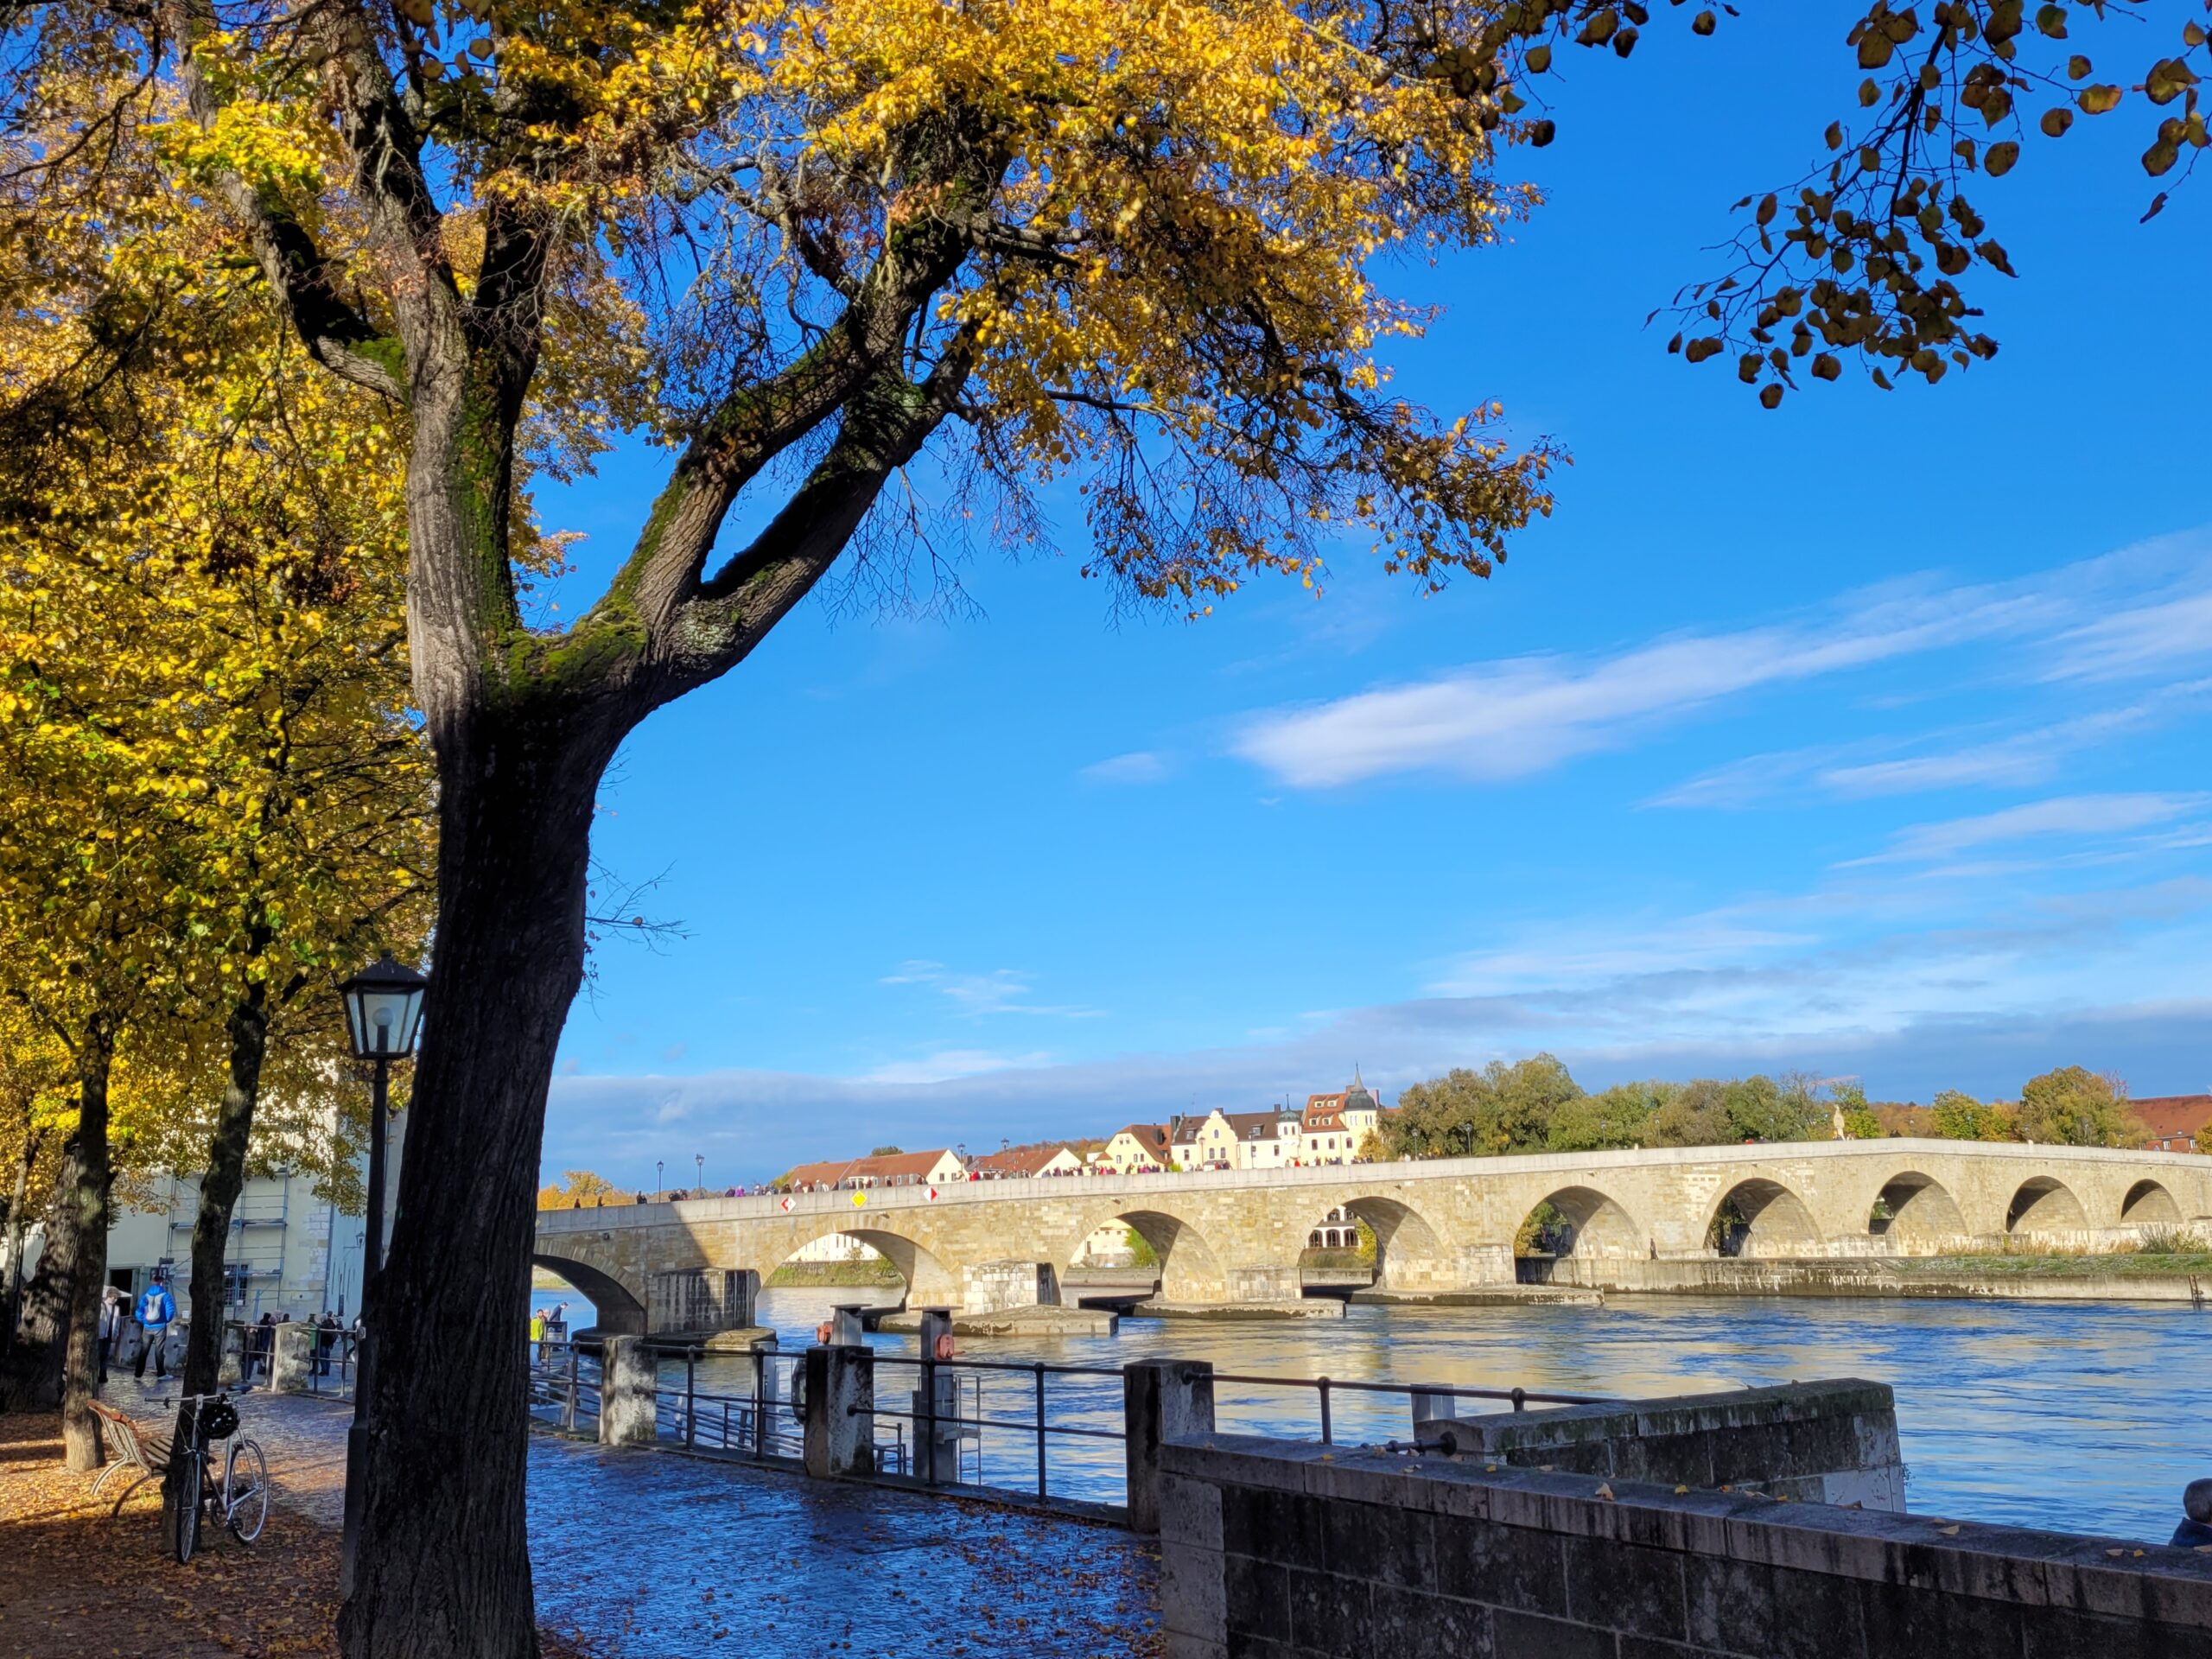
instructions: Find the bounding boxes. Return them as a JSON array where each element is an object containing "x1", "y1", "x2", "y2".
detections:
[
  {"x1": 0, "y1": 1183, "x2": 67, "y2": 1413},
  {"x1": 57, "y1": 1026, "x2": 116, "y2": 1471},
  {"x1": 0, "y1": 1122, "x2": 42, "y2": 1370},
  {"x1": 162, "y1": 981, "x2": 270, "y2": 1542},
  {"x1": 339, "y1": 714, "x2": 610, "y2": 1659}
]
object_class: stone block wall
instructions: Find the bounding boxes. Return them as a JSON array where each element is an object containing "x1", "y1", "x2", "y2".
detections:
[
  {"x1": 1421, "y1": 1380, "x2": 1904, "y2": 1510},
  {"x1": 1158, "y1": 1434, "x2": 2212, "y2": 1659}
]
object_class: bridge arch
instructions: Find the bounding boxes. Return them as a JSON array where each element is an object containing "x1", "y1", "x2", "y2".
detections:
[
  {"x1": 1313, "y1": 1193, "x2": 1456, "y2": 1292},
  {"x1": 774, "y1": 1226, "x2": 962, "y2": 1309},
  {"x1": 2120, "y1": 1179, "x2": 2183, "y2": 1226},
  {"x1": 1071, "y1": 1207, "x2": 1229, "y2": 1303},
  {"x1": 531, "y1": 1253, "x2": 647, "y2": 1337},
  {"x1": 1516, "y1": 1185, "x2": 1643, "y2": 1260},
  {"x1": 1868, "y1": 1172, "x2": 1967, "y2": 1246},
  {"x1": 1707, "y1": 1178, "x2": 1821, "y2": 1258},
  {"x1": 2005, "y1": 1176, "x2": 2088, "y2": 1235}
]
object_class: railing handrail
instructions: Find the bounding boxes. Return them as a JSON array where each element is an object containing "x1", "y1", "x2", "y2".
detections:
[{"x1": 1209, "y1": 1371, "x2": 1609, "y2": 1408}]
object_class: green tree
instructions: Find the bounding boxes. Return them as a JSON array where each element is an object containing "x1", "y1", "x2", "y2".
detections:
[
  {"x1": 1929, "y1": 1087, "x2": 2014, "y2": 1141},
  {"x1": 2014, "y1": 1066, "x2": 2145, "y2": 1149},
  {"x1": 1547, "y1": 1082, "x2": 1665, "y2": 1153},
  {"x1": 1640, "y1": 1081, "x2": 1732, "y2": 1149},
  {"x1": 1382, "y1": 1055, "x2": 1582, "y2": 1159}
]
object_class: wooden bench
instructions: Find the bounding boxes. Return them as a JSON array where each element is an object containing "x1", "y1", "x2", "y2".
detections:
[{"x1": 88, "y1": 1399, "x2": 173, "y2": 1514}]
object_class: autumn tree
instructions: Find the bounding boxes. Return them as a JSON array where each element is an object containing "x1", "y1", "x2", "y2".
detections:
[
  {"x1": 2014, "y1": 1065, "x2": 2145, "y2": 1147},
  {"x1": 1929, "y1": 1085, "x2": 2016, "y2": 1140},
  {"x1": 535, "y1": 1170, "x2": 617, "y2": 1209},
  {"x1": 0, "y1": 92, "x2": 436, "y2": 1483},
  {"x1": 0, "y1": 1, "x2": 1575, "y2": 1646}
]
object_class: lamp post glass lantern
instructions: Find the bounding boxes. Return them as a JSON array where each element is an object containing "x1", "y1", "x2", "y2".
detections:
[{"x1": 334, "y1": 950, "x2": 426, "y2": 1597}]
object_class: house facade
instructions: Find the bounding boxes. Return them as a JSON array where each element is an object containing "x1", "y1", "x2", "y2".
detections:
[{"x1": 2133, "y1": 1095, "x2": 2211, "y2": 1155}]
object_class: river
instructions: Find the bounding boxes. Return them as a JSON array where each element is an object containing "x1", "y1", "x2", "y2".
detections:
[{"x1": 528, "y1": 1285, "x2": 2212, "y2": 1543}]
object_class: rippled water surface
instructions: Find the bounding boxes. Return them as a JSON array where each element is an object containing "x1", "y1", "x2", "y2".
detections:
[{"x1": 532, "y1": 1285, "x2": 2212, "y2": 1542}]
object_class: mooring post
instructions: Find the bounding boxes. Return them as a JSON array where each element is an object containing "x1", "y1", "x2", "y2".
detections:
[
  {"x1": 803, "y1": 1342, "x2": 875, "y2": 1478},
  {"x1": 1123, "y1": 1357, "x2": 1215, "y2": 1535},
  {"x1": 598, "y1": 1336, "x2": 658, "y2": 1448}
]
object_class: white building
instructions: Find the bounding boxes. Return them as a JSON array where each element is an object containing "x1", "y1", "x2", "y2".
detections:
[{"x1": 97, "y1": 1108, "x2": 403, "y2": 1324}]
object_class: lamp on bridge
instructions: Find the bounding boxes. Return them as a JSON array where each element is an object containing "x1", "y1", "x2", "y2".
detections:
[
  {"x1": 335, "y1": 949, "x2": 427, "y2": 1599},
  {"x1": 695, "y1": 1153, "x2": 704, "y2": 1196}
]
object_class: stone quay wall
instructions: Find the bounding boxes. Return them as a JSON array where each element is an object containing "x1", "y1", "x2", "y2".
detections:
[
  {"x1": 1157, "y1": 1435, "x2": 2212, "y2": 1659},
  {"x1": 1415, "y1": 1380, "x2": 1904, "y2": 1511}
]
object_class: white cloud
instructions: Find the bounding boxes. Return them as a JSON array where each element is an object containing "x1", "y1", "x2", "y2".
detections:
[
  {"x1": 859, "y1": 1049, "x2": 1054, "y2": 1085},
  {"x1": 880, "y1": 960, "x2": 1103, "y2": 1019},
  {"x1": 1080, "y1": 751, "x2": 1169, "y2": 785},
  {"x1": 1233, "y1": 533, "x2": 2212, "y2": 792},
  {"x1": 2045, "y1": 588, "x2": 2212, "y2": 682},
  {"x1": 1850, "y1": 792, "x2": 2209, "y2": 865},
  {"x1": 1232, "y1": 577, "x2": 2056, "y2": 789}
]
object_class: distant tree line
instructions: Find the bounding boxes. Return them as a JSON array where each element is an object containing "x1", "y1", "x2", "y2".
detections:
[{"x1": 1376, "y1": 1058, "x2": 2154, "y2": 1160}]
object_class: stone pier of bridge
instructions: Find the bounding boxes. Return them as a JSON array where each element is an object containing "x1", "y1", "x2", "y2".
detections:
[{"x1": 533, "y1": 1139, "x2": 2212, "y2": 1336}]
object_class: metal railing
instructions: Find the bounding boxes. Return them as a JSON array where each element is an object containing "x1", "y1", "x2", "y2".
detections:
[
  {"x1": 224, "y1": 1319, "x2": 359, "y2": 1397},
  {"x1": 1209, "y1": 1372, "x2": 1608, "y2": 1446},
  {"x1": 653, "y1": 1344, "x2": 807, "y2": 1463},
  {"x1": 519, "y1": 1333, "x2": 1608, "y2": 1518},
  {"x1": 863, "y1": 1355, "x2": 1129, "y2": 1504}
]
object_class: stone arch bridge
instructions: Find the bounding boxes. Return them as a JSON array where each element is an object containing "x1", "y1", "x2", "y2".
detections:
[{"x1": 534, "y1": 1139, "x2": 2212, "y2": 1335}]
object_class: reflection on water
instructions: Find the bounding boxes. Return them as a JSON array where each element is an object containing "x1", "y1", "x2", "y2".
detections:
[{"x1": 530, "y1": 1285, "x2": 2211, "y2": 1542}]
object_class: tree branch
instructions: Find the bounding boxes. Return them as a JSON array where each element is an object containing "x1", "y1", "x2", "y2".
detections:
[{"x1": 167, "y1": 0, "x2": 406, "y2": 401}]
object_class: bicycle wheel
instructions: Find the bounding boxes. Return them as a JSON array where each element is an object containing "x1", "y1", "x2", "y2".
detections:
[
  {"x1": 224, "y1": 1437, "x2": 269, "y2": 1543},
  {"x1": 174, "y1": 1452, "x2": 202, "y2": 1565}
]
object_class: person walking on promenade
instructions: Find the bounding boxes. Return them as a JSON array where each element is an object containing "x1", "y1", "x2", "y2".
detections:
[
  {"x1": 248, "y1": 1312, "x2": 276, "y2": 1382},
  {"x1": 529, "y1": 1306, "x2": 548, "y2": 1363},
  {"x1": 2174, "y1": 1479, "x2": 2212, "y2": 1548},
  {"x1": 133, "y1": 1276, "x2": 175, "y2": 1380},
  {"x1": 96, "y1": 1286, "x2": 124, "y2": 1389}
]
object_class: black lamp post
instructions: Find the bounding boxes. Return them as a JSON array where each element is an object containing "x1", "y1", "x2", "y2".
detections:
[
  {"x1": 656, "y1": 1159, "x2": 664, "y2": 1202},
  {"x1": 336, "y1": 950, "x2": 427, "y2": 1596},
  {"x1": 339, "y1": 953, "x2": 429, "y2": 1289},
  {"x1": 695, "y1": 1154, "x2": 703, "y2": 1196}
]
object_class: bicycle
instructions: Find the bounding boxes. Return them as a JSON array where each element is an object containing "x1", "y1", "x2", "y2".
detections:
[{"x1": 171, "y1": 1391, "x2": 269, "y2": 1563}]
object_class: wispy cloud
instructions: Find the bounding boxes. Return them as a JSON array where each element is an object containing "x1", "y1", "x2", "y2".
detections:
[
  {"x1": 880, "y1": 960, "x2": 1103, "y2": 1019},
  {"x1": 859, "y1": 1048, "x2": 1055, "y2": 1086},
  {"x1": 1235, "y1": 535, "x2": 2212, "y2": 791},
  {"x1": 1080, "y1": 751, "x2": 1170, "y2": 785},
  {"x1": 1848, "y1": 792, "x2": 2210, "y2": 866},
  {"x1": 1232, "y1": 579, "x2": 2055, "y2": 788}
]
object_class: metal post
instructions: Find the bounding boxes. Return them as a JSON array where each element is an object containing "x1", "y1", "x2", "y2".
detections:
[
  {"x1": 1319, "y1": 1376, "x2": 1333, "y2": 1445},
  {"x1": 920, "y1": 1351, "x2": 938, "y2": 1484},
  {"x1": 1511, "y1": 1386, "x2": 1526, "y2": 1413},
  {"x1": 340, "y1": 1054, "x2": 389, "y2": 1598},
  {"x1": 563, "y1": 1344, "x2": 578, "y2": 1434},
  {"x1": 753, "y1": 1348, "x2": 766, "y2": 1456},
  {"x1": 1034, "y1": 1361, "x2": 1047, "y2": 1499},
  {"x1": 685, "y1": 1348, "x2": 698, "y2": 1448}
]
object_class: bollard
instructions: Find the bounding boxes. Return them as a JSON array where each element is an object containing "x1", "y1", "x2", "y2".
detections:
[
  {"x1": 915, "y1": 1308, "x2": 959, "y2": 1484},
  {"x1": 598, "y1": 1336, "x2": 658, "y2": 1447},
  {"x1": 271, "y1": 1322, "x2": 315, "y2": 1394},
  {"x1": 829, "y1": 1304, "x2": 868, "y2": 1345},
  {"x1": 1122, "y1": 1357, "x2": 1214, "y2": 1535},
  {"x1": 803, "y1": 1344, "x2": 875, "y2": 1478}
]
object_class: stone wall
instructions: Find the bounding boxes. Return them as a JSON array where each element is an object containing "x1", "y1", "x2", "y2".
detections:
[
  {"x1": 1415, "y1": 1380, "x2": 1904, "y2": 1510},
  {"x1": 1157, "y1": 1434, "x2": 2212, "y2": 1659}
]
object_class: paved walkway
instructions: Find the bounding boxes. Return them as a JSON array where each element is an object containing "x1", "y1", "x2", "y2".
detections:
[
  {"x1": 86, "y1": 1377, "x2": 1161, "y2": 1657},
  {"x1": 102, "y1": 1373, "x2": 354, "y2": 1526}
]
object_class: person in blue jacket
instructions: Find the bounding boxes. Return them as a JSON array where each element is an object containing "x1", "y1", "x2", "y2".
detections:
[
  {"x1": 133, "y1": 1276, "x2": 176, "y2": 1381},
  {"x1": 2174, "y1": 1479, "x2": 2212, "y2": 1549}
]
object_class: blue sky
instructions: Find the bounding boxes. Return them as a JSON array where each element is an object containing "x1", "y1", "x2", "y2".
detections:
[{"x1": 534, "y1": 9, "x2": 2212, "y2": 1187}]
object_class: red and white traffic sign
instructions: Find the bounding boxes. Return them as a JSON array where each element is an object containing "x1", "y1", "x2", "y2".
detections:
[
  {"x1": 779, "y1": 1196, "x2": 793, "y2": 1212},
  {"x1": 925, "y1": 1185, "x2": 939, "y2": 1202}
]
